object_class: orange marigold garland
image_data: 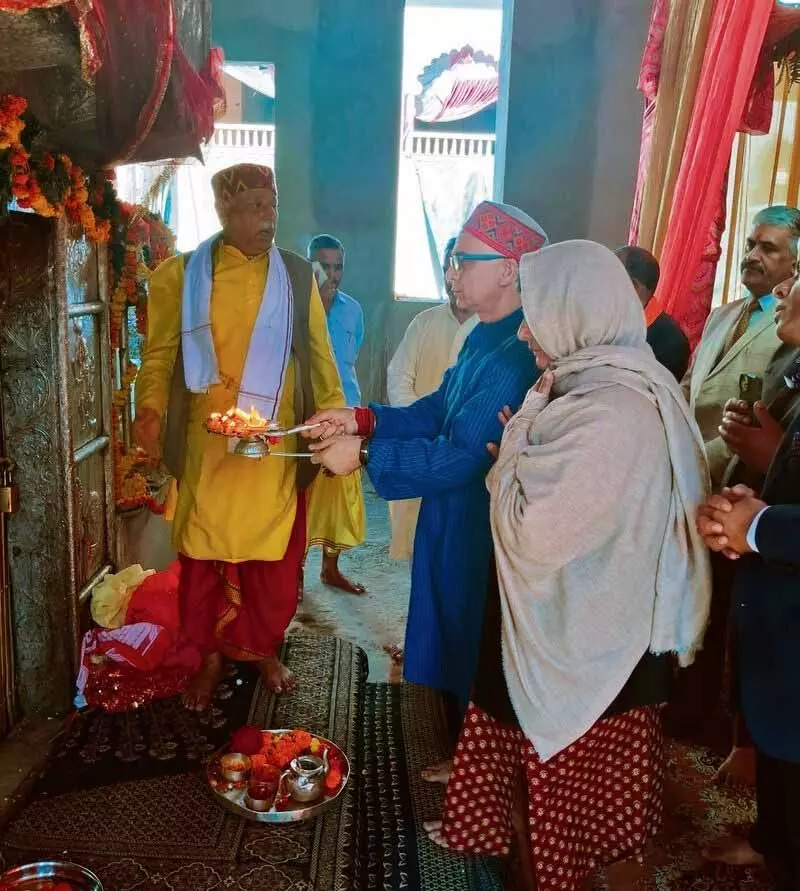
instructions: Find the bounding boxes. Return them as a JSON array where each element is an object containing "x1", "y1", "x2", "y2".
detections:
[
  {"x1": 0, "y1": 94, "x2": 178, "y2": 513},
  {"x1": 0, "y1": 93, "x2": 111, "y2": 241},
  {"x1": 109, "y1": 200, "x2": 176, "y2": 514}
]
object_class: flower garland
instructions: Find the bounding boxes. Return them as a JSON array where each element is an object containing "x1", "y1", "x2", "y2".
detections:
[
  {"x1": 0, "y1": 93, "x2": 178, "y2": 513},
  {"x1": 109, "y1": 201, "x2": 176, "y2": 514},
  {"x1": 0, "y1": 93, "x2": 112, "y2": 241}
]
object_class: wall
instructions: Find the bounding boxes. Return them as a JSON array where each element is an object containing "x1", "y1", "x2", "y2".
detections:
[
  {"x1": 213, "y1": 0, "x2": 651, "y2": 401},
  {"x1": 498, "y1": 0, "x2": 650, "y2": 246}
]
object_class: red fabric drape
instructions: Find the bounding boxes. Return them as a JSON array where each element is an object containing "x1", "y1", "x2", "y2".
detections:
[
  {"x1": 89, "y1": 0, "x2": 222, "y2": 163},
  {"x1": 651, "y1": 1, "x2": 773, "y2": 343}
]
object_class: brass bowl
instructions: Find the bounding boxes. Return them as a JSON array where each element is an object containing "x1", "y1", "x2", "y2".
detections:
[
  {"x1": 1, "y1": 861, "x2": 103, "y2": 889},
  {"x1": 220, "y1": 752, "x2": 252, "y2": 782},
  {"x1": 233, "y1": 436, "x2": 270, "y2": 459}
]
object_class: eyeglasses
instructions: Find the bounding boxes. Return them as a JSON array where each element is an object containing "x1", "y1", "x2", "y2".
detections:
[{"x1": 449, "y1": 252, "x2": 507, "y2": 272}]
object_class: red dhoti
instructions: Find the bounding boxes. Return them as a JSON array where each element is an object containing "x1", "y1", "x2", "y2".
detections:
[{"x1": 178, "y1": 492, "x2": 306, "y2": 662}]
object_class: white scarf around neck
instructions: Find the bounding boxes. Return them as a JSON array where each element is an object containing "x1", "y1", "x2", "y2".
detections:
[{"x1": 181, "y1": 236, "x2": 293, "y2": 422}]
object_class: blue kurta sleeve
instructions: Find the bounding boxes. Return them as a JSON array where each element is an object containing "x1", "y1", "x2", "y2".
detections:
[
  {"x1": 367, "y1": 358, "x2": 533, "y2": 500},
  {"x1": 369, "y1": 368, "x2": 452, "y2": 440}
]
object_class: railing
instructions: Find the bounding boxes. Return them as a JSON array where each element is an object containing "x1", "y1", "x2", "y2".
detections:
[
  {"x1": 406, "y1": 131, "x2": 496, "y2": 158},
  {"x1": 212, "y1": 123, "x2": 494, "y2": 160},
  {"x1": 212, "y1": 123, "x2": 276, "y2": 150}
]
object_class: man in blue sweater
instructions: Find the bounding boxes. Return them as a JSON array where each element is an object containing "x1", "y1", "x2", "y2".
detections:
[{"x1": 303, "y1": 201, "x2": 547, "y2": 779}]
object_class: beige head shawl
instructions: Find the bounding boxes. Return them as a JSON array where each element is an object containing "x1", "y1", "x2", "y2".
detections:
[{"x1": 490, "y1": 239, "x2": 711, "y2": 760}]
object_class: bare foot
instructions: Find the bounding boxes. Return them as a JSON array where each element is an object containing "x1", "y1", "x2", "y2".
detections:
[
  {"x1": 258, "y1": 655, "x2": 298, "y2": 694},
  {"x1": 713, "y1": 746, "x2": 756, "y2": 788},
  {"x1": 702, "y1": 835, "x2": 764, "y2": 866},
  {"x1": 182, "y1": 652, "x2": 225, "y2": 711},
  {"x1": 383, "y1": 644, "x2": 404, "y2": 665},
  {"x1": 422, "y1": 759, "x2": 453, "y2": 784},
  {"x1": 423, "y1": 819, "x2": 450, "y2": 849},
  {"x1": 321, "y1": 553, "x2": 366, "y2": 595}
]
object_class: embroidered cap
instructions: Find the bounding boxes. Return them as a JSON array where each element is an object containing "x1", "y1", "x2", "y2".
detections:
[
  {"x1": 463, "y1": 201, "x2": 548, "y2": 261},
  {"x1": 211, "y1": 164, "x2": 277, "y2": 208}
]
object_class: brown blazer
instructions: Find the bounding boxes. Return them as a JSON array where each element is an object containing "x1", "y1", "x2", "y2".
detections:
[
  {"x1": 681, "y1": 297, "x2": 781, "y2": 488},
  {"x1": 163, "y1": 247, "x2": 320, "y2": 491}
]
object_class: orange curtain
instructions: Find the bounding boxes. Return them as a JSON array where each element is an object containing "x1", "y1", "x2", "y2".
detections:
[{"x1": 654, "y1": 0, "x2": 773, "y2": 340}]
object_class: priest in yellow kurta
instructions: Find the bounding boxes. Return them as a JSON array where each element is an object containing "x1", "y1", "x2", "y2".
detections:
[{"x1": 132, "y1": 163, "x2": 349, "y2": 709}]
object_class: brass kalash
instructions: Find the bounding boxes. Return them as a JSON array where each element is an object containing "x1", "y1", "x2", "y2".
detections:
[{"x1": 206, "y1": 407, "x2": 320, "y2": 459}]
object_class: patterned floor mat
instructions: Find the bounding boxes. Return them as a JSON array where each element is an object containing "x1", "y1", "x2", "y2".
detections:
[
  {"x1": 1, "y1": 635, "x2": 365, "y2": 891},
  {"x1": 360, "y1": 683, "x2": 503, "y2": 891}
]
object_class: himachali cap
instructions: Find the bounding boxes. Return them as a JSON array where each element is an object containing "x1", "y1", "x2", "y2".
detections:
[
  {"x1": 211, "y1": 164, "x2": 277, "y2": 208},
  {"x1": 463, "y1": 201, "x2": 548, "y2": 261}
]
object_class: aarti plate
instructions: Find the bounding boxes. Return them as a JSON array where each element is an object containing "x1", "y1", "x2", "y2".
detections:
[{"x1": 206, "y1": 729, "x2": 350, "y2": 823}]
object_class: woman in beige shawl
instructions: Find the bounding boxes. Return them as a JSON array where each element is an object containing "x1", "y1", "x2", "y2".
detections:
[{"x1": 426, "y1": 240, "x2": 712, "y2": 891}]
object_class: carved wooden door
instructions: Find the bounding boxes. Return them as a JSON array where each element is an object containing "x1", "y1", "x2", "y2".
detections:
[{"x1": 62, "y1": 235, "x2": 116, "y2": 628}]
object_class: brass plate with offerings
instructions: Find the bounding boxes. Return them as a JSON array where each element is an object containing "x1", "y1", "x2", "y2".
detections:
[
  {"x1": 0, "y1": 861, "x2": 103, "y2": 890},
  {"x1": 206, "y1": 727, "x2": 350, "y2": 823},
  {"x1": 205, "y1": 408, "x2": 320, "y2": 460}
]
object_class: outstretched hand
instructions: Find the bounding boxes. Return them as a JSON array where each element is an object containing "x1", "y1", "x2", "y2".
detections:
[
  {"x1": 308, "y1": 434, "x2": 362, "y2": 475},
  {"x1": 302, "y1": 408, "x2": 357, "y2": 440}
]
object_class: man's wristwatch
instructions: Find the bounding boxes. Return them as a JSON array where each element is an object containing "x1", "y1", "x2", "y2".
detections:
[{"x1": 359, "y1": 439, "x2": 370, "y2": 467}]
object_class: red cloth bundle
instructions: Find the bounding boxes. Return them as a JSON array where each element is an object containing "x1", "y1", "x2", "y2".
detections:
[{"x1": 75, "y1": 562, "x2": 202, "y2": 712}]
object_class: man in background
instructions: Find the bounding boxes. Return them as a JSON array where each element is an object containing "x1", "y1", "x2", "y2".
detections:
[
  {"x1": 386, "y1": 236, "x2": 477, "y2": 560},
  {"x1": 303, "y1": 234, "x2": 366, "y2": 595},
  {"x1": 681, "y1": 205, "x2": 798, "y2": 489},
  {"x1": 665, "y1": 205, "x2": 800, "y2": 758},
  {"x1": 615, "y1": 245, "x2": 690, "y2": 381},
  {"x1": 697, "y1": 266, "x2": 800, "y2": 889}
]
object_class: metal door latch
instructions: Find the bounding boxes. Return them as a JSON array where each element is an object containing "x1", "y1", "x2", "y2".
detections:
[{"x1": 0, "y1": 458, "x2": 19, "y2": 515}]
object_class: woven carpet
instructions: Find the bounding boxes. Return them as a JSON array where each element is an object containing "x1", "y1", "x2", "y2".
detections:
[
  {"x1": 0, "y1": 634, "x2": 365, "y2": 891},
  {"x1": 363, "y1": 686, "x2": 775, "y2": 891},
  {"x1": 360, "y1": 683, "x2": 502, "y2": 891},
  {"x1": 591, "y1": 739, "x2": 775, "y2": 890}
]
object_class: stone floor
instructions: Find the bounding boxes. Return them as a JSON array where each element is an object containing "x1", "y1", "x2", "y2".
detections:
[{"x1": 292, "y1": 483, "x2": 411, "y2": 684}]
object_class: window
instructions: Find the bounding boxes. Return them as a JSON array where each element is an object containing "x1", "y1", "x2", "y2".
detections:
[{"x1": 394, "y1": 1, "x2": 503, "y2": 301}]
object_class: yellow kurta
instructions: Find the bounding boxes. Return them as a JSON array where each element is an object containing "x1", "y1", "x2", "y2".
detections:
[
  {"x1": 135, "y1": 244, "x2": 350, "y2": 562},
  {"x1": 306, "y1": 470, "x2": 366, "y2": 552}
]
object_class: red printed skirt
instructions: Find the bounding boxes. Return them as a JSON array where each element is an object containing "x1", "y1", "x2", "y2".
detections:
[{"x1": 441, "y1": 703, "x2": 664, "y2": 891}]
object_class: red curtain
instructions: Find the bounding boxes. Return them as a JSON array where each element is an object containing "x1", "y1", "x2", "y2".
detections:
[{"x1": 650, "y1": 0, "x2": 773, "y2": 343}]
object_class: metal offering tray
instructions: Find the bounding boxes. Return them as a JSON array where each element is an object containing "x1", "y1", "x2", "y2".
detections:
[
  {"x1": 205, "y1": 421, "x2": 321, "y2": 460},
  {"x1": 206, "y1": 729, "x2": 350, "y2": 824},
  {"x1": 0, "y1": 861, "x2": 103, "y2": 890}
]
